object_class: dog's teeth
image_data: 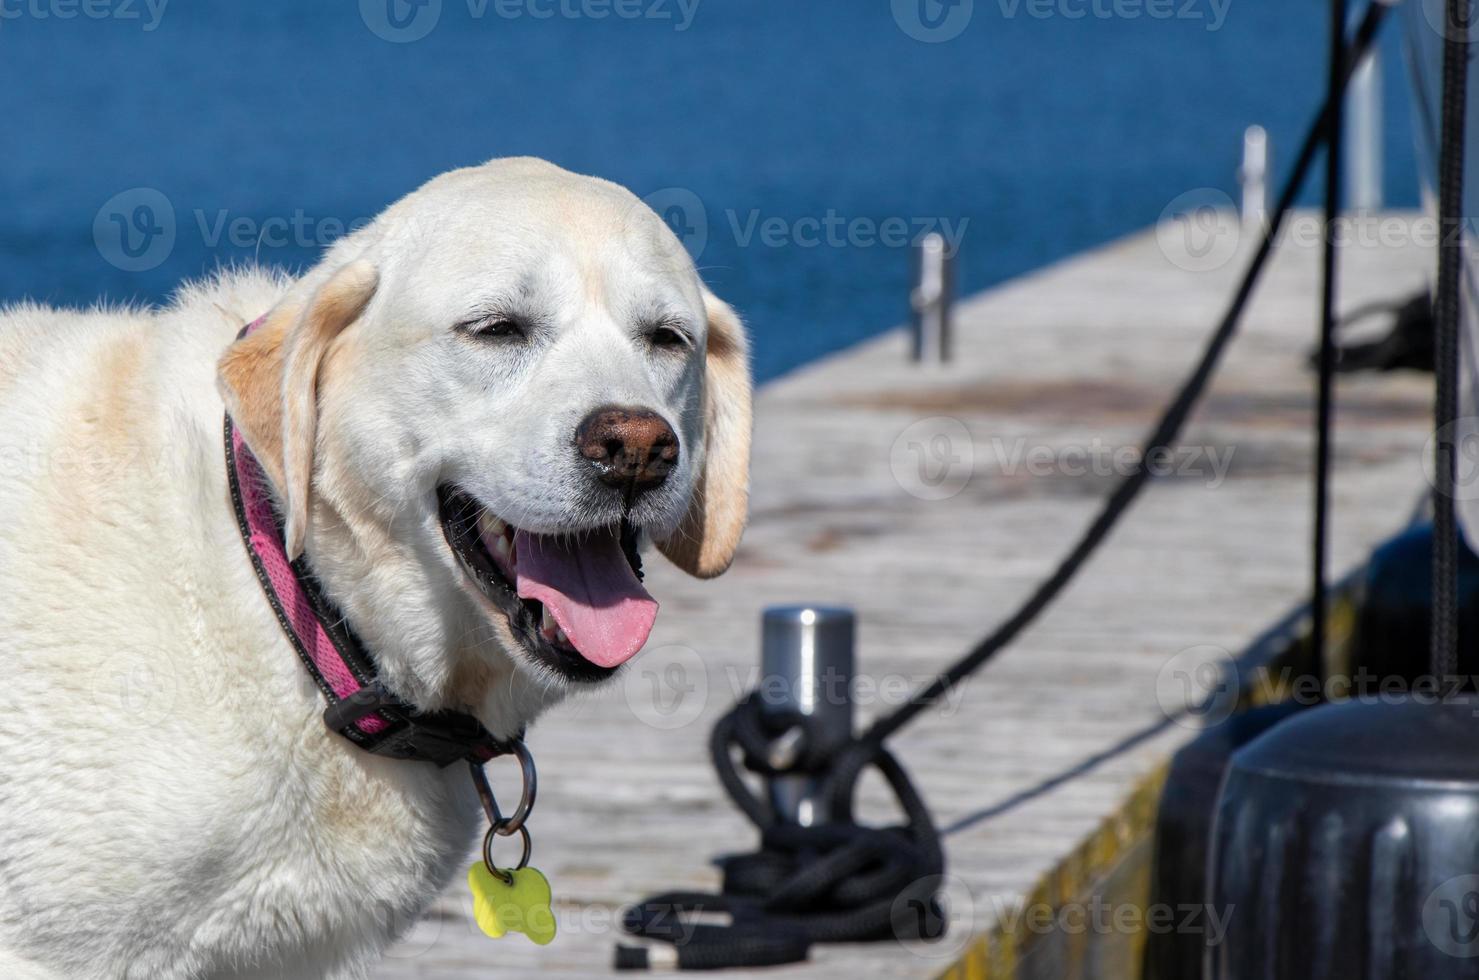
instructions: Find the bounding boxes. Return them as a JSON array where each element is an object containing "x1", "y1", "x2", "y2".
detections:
[
  {"x1": 477, "y1": 511, "x2": 508, "y2": 541},
  {"x1": 541, "y1": 607, "x2": 556, "y2": 633},
  {"x1": 493, "y1": 536, "x2": 510, "y2": 560},
  {"x1": 554, "y1": 628, "x2": 569, "y2": 646}
]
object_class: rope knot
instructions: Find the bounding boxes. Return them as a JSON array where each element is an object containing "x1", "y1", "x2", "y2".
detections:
[{"x1": 618, "y1": 694, "x2": 945, "y2": 969}]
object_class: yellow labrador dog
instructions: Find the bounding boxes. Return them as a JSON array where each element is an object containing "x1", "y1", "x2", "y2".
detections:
[{"x1": 0, "y1": 158, "x2": 751, "y2": 979}]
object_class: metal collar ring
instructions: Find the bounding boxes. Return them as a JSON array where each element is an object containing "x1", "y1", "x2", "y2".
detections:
[
  {"x1": 482, "y1": 823, "x2": 532, "y2": 885},
  {"x1": 469, "y1": 740, "x2": 538, "y2": 836}
]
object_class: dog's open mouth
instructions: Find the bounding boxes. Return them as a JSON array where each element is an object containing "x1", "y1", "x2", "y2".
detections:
[{"x1": 436, "y1": 486, "x2": 657, "y2": 683}]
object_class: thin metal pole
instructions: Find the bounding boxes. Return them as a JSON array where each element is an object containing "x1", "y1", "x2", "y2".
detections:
[{"x1": 1311, "y1": 0, "x2": 1346, "y2": 675}]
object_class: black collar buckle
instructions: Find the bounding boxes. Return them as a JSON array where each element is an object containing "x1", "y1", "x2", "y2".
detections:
[{"x1": 323, "y1": 682, "x2": 517, "y2": 767}]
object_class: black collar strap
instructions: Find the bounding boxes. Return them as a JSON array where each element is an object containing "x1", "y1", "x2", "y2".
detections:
[{"x1": 224, "y1": 411, "x2": 515, "y2": 768}]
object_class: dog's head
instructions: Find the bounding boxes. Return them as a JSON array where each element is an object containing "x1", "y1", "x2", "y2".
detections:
[{"x1": 216, "y1": 158, "x2": 751, "y2": 733}]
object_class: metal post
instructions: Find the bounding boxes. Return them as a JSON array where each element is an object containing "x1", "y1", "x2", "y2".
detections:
[
  {"x1": 758, "y1": 606, "x2": 856, "y2": 826},
  {"x1": 910, "y1": 233, "x2": 956, "y2": 363},
  {"x1": 1347, "y1": 42, "x2": 1382, "y2": 211},
  {"x1": 1239, "y1": 125, "x2": 1269, "y2": 230}
]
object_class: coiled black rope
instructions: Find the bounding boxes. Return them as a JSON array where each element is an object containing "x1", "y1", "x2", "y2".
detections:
[
  {"x1": 617, "y1": 698, "x2": 943, "y2": 971},
  {"x1": 1319, "y1": 291, "x2": 1433, "y2": 373},
  {"x1": 1432, "y1": 0, "x2": 1469, "y2": 681},
  {"x1": 618, "y1": 3, "x2": 1392, "y2": 968}
]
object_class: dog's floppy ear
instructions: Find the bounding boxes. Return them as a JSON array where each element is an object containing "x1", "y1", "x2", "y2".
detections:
[
  {"x1": 217, "y1": 260, "x2": 379, "y2": 560},
  {"x1": 657, "y1": 291, "x2": 753, "y2": 578}
]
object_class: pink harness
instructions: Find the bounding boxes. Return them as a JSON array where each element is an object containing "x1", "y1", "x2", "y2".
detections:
[{"x1": 224, "y1": 318, "x2": 512, "y2": 767}]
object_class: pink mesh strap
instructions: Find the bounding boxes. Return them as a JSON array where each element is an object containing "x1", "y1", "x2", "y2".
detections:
[
  {"x1": 223, "y1": 316, "x2": 508, "y2": 766},
  {"x1": 229, "y1": 420, "x2": 389, "y2": 735}
]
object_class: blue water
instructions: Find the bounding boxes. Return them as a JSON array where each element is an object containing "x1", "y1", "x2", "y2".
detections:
[{"x1": 0, "y1": 0, "x2": 1419, "y2": 382}]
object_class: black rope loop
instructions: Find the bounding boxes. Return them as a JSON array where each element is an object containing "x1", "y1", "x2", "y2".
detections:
[
  {"x1": 618, "y1": 697, "x2": 944, "y2": 970},
  {"x1": 730, "y1": 694, "x2": 843, "y2": 775},
  {"x1": 619, "y1": 893, "x2": 811, "y2": 970}
]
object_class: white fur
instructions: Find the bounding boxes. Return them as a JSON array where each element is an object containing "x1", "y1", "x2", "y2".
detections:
[{"x1": 0, "y1": 158, "x2": 749, "y2": 979}]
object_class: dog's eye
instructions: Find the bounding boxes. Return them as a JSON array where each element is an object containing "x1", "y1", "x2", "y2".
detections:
[
  {"x1": 459, "y1": 317, "x2": 526, "y2": 341},
  {"x1": 648, "y1": 325, "x2": 689, "y2": 349}
]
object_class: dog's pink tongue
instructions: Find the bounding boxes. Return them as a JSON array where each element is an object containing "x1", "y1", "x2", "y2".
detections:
[{"x1": 514, "y1": 529, "x2": 658, "y2": 668}]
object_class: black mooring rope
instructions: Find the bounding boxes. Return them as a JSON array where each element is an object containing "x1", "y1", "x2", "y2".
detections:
[
  {"x1": 1311, "y1": 0, "x2": 1346, "y2": 675},
  {"x1": 618, "y1": 4, "x2": 1392, "y2": 969},
  {"x1": 1433, "y1": 0, "x2": 1469, "y2": 681}
]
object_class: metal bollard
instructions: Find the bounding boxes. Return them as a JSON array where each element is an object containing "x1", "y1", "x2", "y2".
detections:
[
  {"x1": 758, "y1": 606, "x2": 856, "y2": 826},
  {"x1": 1346, "y1": 43, "x2": 1382, "y2": 211},
  {"x1": 910, "y1": 233, "x2": 956, "y2": 363},
  {"x1": 1238, "y1": 125, "x2": 1269, "y2": 230}
]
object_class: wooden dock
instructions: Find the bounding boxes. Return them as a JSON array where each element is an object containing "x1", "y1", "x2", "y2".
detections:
[{"x1": 372, "y1": 211, "x2": 1434, "y2": 979}]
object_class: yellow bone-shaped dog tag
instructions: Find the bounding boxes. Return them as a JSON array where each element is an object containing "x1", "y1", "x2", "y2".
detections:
[{"x1": 468, "y1": 864, "x2": 557, "y2": 945}]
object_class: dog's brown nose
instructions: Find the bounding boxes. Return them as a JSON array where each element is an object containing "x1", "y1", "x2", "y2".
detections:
[{"x1": 576, "y1": 406, "x2": 679, "y2": 493}]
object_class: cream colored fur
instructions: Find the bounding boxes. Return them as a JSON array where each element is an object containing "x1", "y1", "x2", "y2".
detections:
[{"x1": 0, "y1": 158, "x2": 751, "y2": 979}]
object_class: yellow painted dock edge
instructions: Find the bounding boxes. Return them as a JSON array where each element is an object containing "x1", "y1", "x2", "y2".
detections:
[
  {"x1": 935, "y1": 763, "x2": 1169, "y2": 980},
  {"x1": 934, "y1": 578, "x2": 1364, "y2": 980}
]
